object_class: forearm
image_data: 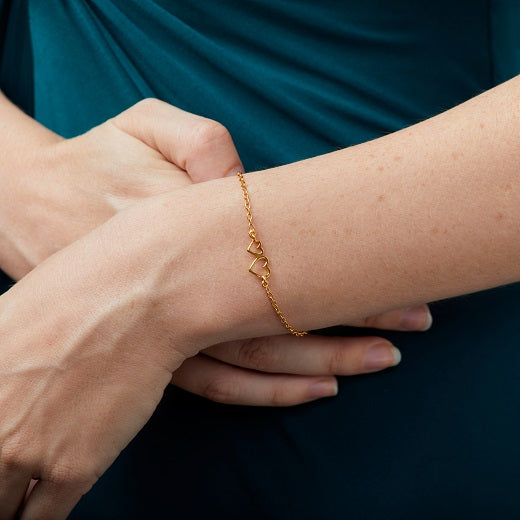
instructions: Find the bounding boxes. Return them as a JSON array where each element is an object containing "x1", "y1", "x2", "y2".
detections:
[
  {"x1": 0, "y1": 91, "x2": 62, "y2": 273},
  {"x1": 0, "y1": 91, "x2": 60, "y2": 150},
  {"x1": 10, "y1": 76, "x2": 516, "y2": 347},
  {"x1": 152, "y1": 75, "x2": 519, "y2": 340},
  {"x1": 241, "y1": 75, "x2": 520, "y2": 330}
]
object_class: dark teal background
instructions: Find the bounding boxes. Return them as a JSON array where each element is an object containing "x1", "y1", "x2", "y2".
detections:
[{"x1": 1, "y1": 1, "x2": 519, "y2": 518}]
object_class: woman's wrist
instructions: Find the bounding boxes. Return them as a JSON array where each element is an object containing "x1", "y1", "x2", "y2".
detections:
[
  {"x1": 158, "y1": 171, "x2": 346, "y2": 343},
  {"x1": 0, "y1": 142, "x2": 58, "y2": 276},
  {"x1": 184, "y1": 76, "x2": 520, "y2": 339},
  {"x1": 140, "y1": 177, "x2": 281, "y2": 346},
  {"x1": 94, "y1": 175, "x2": 309, "y2": 349}
]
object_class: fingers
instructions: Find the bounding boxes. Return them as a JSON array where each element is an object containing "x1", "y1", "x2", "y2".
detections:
[
  {"x1": 204, "y1": 334, "x2": 400, "y2": 376},
  {"x1": 171, "y1": 354, "x2": 338, "y2": 406},
  {"x1": 174, "y1": 334, "x2": 401, "y2": 406},
  {"x1": 349, "y1": 304, "x2": 433, "y2": 331},
  {"x1": 112, "y1": 98, "x2": 243, "y2": 182},
  {"x1": 20, "y1": 479, "x2": 89, "y2": 520},
  {"x1": 0, "y1": 460, "x2": 31, "y2": 519}
]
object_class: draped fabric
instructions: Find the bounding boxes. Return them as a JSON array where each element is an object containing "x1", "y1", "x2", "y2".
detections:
[{"x1": 1, "y1": 2, "x2": 519, "y2": 518}]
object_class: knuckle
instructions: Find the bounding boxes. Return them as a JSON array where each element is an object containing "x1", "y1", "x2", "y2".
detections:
[
  {"x1": 238, "y1": 337, "x2": 276, "y2": 370},
  {"x1": 48, "y1": 462, "x2": 98, "y2": 492},
  {"x1": 269, "y1": 385, "x2": 290, "y2": 407},
  {"x1": 201, "y1": 378, "x2": 240, "y2": 404},
  {"x1": 362, "y1": 314, "x2": 379, "y2": 328},
  {"x1": 327, "y1": 345, "x2": 348, "y2": 374},
  {"x1": 133, "y1": 97, "x2": 161, "y2": 113},
  {"x1": 112, "y1": 97, "x2": 162, "y2": 129},
  {"x1": 191, "y1": 119, "x2": 231, "y2": 149},
  {"x1": 0, "y1": 444, "x2": 26, "y2": 473}
]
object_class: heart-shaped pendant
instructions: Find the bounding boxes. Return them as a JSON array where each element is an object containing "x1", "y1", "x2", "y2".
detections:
[
  {"x1": 249, "y1": 255, "x2": 271, "y2": 279},
  {"x1": 247, "y1": 238, "x2": 264, "y2": 256}
]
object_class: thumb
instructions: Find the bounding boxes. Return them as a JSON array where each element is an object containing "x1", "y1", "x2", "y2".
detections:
[{"x1": 112, "y1": 98, "x2": 243, "y2": 183}]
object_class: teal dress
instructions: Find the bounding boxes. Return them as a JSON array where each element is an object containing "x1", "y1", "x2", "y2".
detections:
[{"x1": 1, "y1": 2, "x2": 519, "y2": 518}]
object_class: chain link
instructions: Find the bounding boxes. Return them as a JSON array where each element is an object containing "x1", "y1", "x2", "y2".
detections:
[{"x1": 237, "y1": 172, "x2": 307, "y2": 337}]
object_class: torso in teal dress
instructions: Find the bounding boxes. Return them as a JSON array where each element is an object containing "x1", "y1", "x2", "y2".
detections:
[{"x1": 1, "y1": 1, "x2": 519, "y2": 518}]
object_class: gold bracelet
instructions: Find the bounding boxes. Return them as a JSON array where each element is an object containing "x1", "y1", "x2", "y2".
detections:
[{"x1": 237, "y1": 171, "x2": 307, "y2": 337}]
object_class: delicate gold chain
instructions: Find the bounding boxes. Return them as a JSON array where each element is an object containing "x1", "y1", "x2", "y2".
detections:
[{"x1": 237, "y1": 171, "x2": 307, "y2": 337}]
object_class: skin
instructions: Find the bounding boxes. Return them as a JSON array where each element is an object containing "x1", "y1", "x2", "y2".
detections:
[
  {"x1": 0, "y1": 98, "x2": 431, "y2": 518},
  {"x1": 0, "y1": 73, "x2": 518, "y2": 516},
  {"x1": 0, "y1": 93, "x2": 434, "y2": 517},
  {"x1": 0, "y1": 93, "x2": 422, "y2": 411}
]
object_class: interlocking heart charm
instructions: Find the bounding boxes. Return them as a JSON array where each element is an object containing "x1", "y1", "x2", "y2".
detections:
[
  {"x1": 247, "y1": 238, "x2": 264, "y2": 256},
  {"x1": 249, "y1": 255, "x2": 271, "y2": 279}
]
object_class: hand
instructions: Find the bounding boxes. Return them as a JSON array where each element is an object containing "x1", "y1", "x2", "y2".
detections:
[
  {"x1": 174, "y1": 303, "x2": 432, "y2": 406},
  {"x1": 0, "y1": 186, "x2": 431, "y2": 518},
  {"x1": 0, "y1": 98, "x2": 242, "y2": 280},
  {"x1": 0, "y1": 139, "x2": 435, "y2": 517},
  {"x1": 0, "y1": 240, "x2": 186, "y2": 519},
  {"x1": 1, "y1": 97, "x2": 432, "y2": 408},
  {"x1": 67, "y1": 102, "x2": 431, "y2": 407}
]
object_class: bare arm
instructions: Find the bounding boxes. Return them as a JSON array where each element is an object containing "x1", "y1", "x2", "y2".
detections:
[
  {"x1": 20, "y1": 74, "x2": 515, "y2": 349},
  {"x1": 0, "y1": 78, "x2": 520, "y2": 518},
  {"x1": 1, "y1": 70, "x2": 517, "y2": 520},
  {"x1": 29, "y1": 75, "x2": 516, "y2": 347},
  {"x1": 0, "y1": 93, "x2": 421, "y2": 409},
  {"x1": 184, "y1": 74, "x2": 520, "y2": 338}
]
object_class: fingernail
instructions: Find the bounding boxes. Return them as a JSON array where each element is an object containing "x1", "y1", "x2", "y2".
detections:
[
  {"x1": 399, "y1": 305, "x2": 433, "y2": 331},
  {"x1": 308, "y1": 378, "x2": 338, "y2": 399},
  {"x1": 364, "y1": 342, "x2": 401, "y2": 371}
]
